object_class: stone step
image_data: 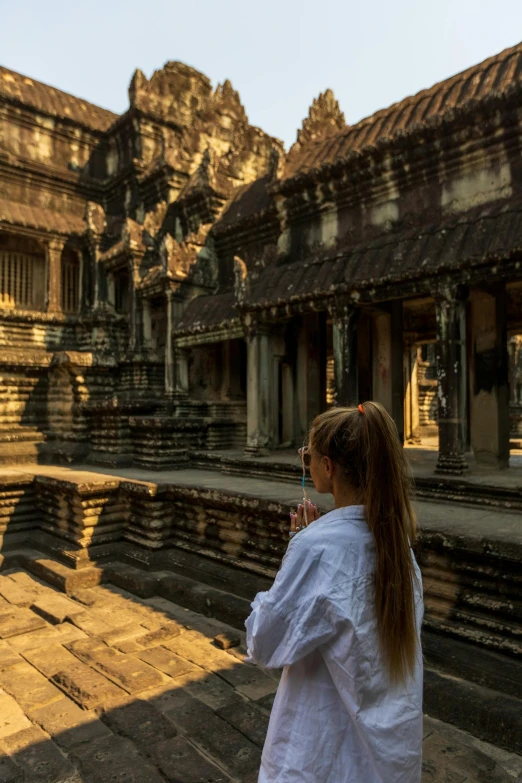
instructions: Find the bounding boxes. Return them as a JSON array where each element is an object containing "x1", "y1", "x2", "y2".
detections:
[
  {"x1": 0, "y1": 427, "x2": 45, "y2": 442},
  {"x1": 424, "y1": 667, "x2": 522, "y2": 755},
  {"x1": 157, "y1": 570, "x2": 252, "y2": 630},
  {"x1": 0, "y1": 549, "x2": 105, "y2": 593},
  {"x1": 190, "y1": 450, "x2": 522, "y2": 512},
  {"x1": 0, "y1": 443, "x2": 42, "y2": 464},
  {"x1": 421, "y1": 716, "x2": 522, "y2": 783}
]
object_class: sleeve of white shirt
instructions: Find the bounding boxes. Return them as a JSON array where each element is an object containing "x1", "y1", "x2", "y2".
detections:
[{"x1": 245, "y1": 534, "x2": 347, "y2": 668}]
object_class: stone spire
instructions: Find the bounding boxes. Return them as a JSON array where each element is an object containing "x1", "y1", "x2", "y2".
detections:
[
  {"x1": 211, "y1": 79, "x2": 248, "y2": 124},
  {"x1": 296, "y1": 89, "x2": 346, "y2": 146}
]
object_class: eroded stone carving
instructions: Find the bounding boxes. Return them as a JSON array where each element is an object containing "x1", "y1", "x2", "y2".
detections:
[{"x1": 295, "y1": 89, "x2": 346, "y2": 148}]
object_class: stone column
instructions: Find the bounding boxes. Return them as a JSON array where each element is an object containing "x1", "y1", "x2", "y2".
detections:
[
  {"x1": 296, "y1": 313, "x2": 325, "y2": 439},
  {"x1": 245, "y1": 327, "x2": 273, "y2": 454},
  {"x1": 391, "y1": 300, "x2": 405, "y2": 443},
  {"x1": 434, "y1": 287, "x2": 468, "y2": 475},
  {"x1": 173, "y1": 346, "x2": 189, "y2": 398},
  {"x1": 141, "y1": 299, "x2": 152, "y2": 349},
  {"x1": 370, "y1": 303, "x2": 404, "y2": 439},
  {"x1": 220, "y1": 341, "x2": 232, "y2": 400},
  {"x1": 46, "y1": 238, "x2": 65, "y2": 313},
  {"x1": 469, "y1": 284, "x2": 510, "y2": 468},
  {"x1": 372, "y1": 310, "x2": 392, "y2": 412},
  {"x1": 128, "y1": 256, "x2": 142, "y2": 352},
  {"x1": 86, "y1": 236, "x2": 105, "y2": 311},
  {"x1": 165, "y1": 290, "x2": 174, "y2": 396},
  {"x1": 75, "y1": 249, "x2": 84, "y2": 314},
  {"x1": 330, "y1": 301, "x2": 359, "y2": 407}
]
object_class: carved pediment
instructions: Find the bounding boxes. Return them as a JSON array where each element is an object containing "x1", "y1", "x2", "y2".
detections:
[
  {"x1": 294, "y1": 89, "x2": 346, "y2": 148},
  {"x1": 128, "y1": 62, "x2": 212, "y2": 125}
]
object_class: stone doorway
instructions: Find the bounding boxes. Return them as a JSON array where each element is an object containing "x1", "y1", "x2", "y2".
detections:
[{"x1": 404, "y1": 342, "x2": 439, "y2": 449}]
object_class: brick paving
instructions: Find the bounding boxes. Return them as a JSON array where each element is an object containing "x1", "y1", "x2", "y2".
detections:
[{"x1": 0, "y1": 570, "x2": 519, "y2": 783}]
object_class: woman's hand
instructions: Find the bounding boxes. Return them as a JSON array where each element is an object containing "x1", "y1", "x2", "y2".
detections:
[{"x1": 290, "y1": 500, "x2": 320, "y2": 535}]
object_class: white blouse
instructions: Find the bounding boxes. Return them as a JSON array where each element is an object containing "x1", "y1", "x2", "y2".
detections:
[{"x1": 245, "y1": 504, "x2": 424, "y2": 783}]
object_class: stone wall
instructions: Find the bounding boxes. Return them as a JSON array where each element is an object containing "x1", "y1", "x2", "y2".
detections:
[{"x1": 1, "y1": 470, "x2": 520, "y2": 674}]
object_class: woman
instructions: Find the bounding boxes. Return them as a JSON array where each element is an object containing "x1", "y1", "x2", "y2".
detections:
[{"x1": 245, "y1": 402, "x2": 423, "y2": 783}]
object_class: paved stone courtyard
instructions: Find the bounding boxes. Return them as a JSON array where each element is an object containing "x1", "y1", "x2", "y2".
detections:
[{"x1": 0, "y1": 569, "x2": 520, "y2": 783}]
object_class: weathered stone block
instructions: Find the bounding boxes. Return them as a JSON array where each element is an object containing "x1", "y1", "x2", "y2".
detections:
[
  {"x1": 0, "y1": 576, "x2": 37, "y2": 606},
  {"x1": 0, "y1": 606, "x2": 46, "y2": 638},
  {"x1": 66, "y1": 638, "x2": 163, "y2": 694},
  {"x1": 67, "y1": 587, "x2": 103, "y2": 607},
  {"x1": 110, "y1": 637, "x2": 145, "y2": 654},
  {"x1": 5, "y1": 621, "x2": 87, "y2": 652},
  {"x1": 158, "y1": 572, "x2": 251, "y2": 629},
  {"x1": 30, "y1": 595, "x2": 85, "y2": 624},
  {"x1": 28, "y1": 697, "x2": 112, "y2": 751},
  {"x1": 422, "y1": 731, "x2": 514, "y2": 783},
  {"x1": 135, "y1": 620, "x2": 182, "y2": 647},
  {"x1": 69, "y1": 735, "x2": 166, "y2": 783},
  {"x1": 98, "y1": 697, "x2": 177, "y2": 749},
  {"x1": 104, "y1": 563, "x2": 160, "y2": 598},
  {"x1": 0, "y1": 725, "x2": 81, "y2": 783},
  {"x1": 149, "y1": 735, "x2": 230, "y2": 782},
  {"x1": 255, "y1": 691, "x2": 277, "y2": 712},
  {"x1": 218, "y1": 663, "x2": 278, "y2": 701},
  {"x1": 0, "y1": 643, "x2": 23, "y2": 671},
  {"x1": 67, "y1": 609, "x2": 118, "y2": 636},
  {"x1": 51, "y1": 662, "x2": 124, "y2": 709},
  {"x1": 0, "y1": 661, "x2": 63, "y2": 711},
  {"x1": 167, "y1": 693, "x2": 261, "y2": 776},
  {"x1": 22, "y1": 642, "x2": 80, "y2": 678},
  {"x1": 214, "y1": 632, "x2": 241, "y2": 650},
  {"x1": 137, "y1": 646, "x2": 201, "y2": 678},
  {"x1": 0, "y1": 754, "x2": 23, "y2": 783},
  {"x1": 217, "y1": 701, "x2": 270, "y2": 749},
  {"x1": 98, "y1": 622, "x2": 146, "y2": 649},
  {"x1": 0, "y1": 688, "x2": 32, "y2": 739},
  {"x1": 23, "y1": 556, "x2": 104, "y2": 593}
]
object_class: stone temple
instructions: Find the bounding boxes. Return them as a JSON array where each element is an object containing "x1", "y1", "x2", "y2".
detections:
[
  {"x1": 1, "y1": 44, "x2": 522, "y2": 472},
  {"x1": 0, "y1": 42, "x2": 521, "y2": 776}
]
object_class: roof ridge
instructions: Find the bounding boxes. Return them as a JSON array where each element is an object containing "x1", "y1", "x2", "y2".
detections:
[
  {"x1": 0, "y1": 65, "x2": 118, "y2": 131},
  {"x1": 348, "y1": 40, "x2": 522, "y2": 136},
  {"x1": 284, "y1": 40, "x2": 522, "y2": 178}
]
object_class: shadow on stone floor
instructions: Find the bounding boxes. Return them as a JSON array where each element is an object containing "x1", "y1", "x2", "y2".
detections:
[
  {"x1": 0, "y1": 573, "x2": 271, "y2": 782},
  {"x1": 0, "y1": 571, "x2": 521, "y2": 783}
]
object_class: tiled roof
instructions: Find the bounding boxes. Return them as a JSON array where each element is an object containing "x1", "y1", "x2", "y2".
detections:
[
  {"x1": 0, "y1": 66, "x2": 117, "y2": 132},
  {"x1": 284, "y1": 42, "x2": 522, "y2": 180},
  {"x1": 173, "y1": 292, "x2": 238, "y2": 334},
  {"x1": 0, "y1": 199, "x2": 86, "y2": 235},
  {"x1": 247, "y1": 199, "x2": 522, "y2": 307},
  {"x1": 217, "y1": 175, "x2": 272, "y2": 229}
]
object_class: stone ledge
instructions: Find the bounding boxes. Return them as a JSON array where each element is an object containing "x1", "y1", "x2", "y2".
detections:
[{"x1": 424, "y1": 667, "x2": 522, "y2": 754}]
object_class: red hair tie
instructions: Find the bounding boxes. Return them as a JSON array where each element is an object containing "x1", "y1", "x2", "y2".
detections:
[{"x1": 358, "y1": 404, "x2": 365, "y2": 414}]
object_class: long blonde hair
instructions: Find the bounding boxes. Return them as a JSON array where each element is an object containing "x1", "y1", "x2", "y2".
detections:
[{"x1": 310, "y1": 401, "x2": 418, "y2": 684}]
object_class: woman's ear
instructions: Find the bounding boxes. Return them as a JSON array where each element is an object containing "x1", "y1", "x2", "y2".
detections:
[{"x1": 323, "y1": 455, "x2": 334, "y2": 477}]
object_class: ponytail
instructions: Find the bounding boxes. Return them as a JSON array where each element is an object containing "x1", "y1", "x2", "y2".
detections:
[{"x1": 310, "y1": 402, "x2": 418, "y2": 684}]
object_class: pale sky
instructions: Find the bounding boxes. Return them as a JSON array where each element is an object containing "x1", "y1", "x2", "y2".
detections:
[{"x1": 1, "y1": 0, "x2": 522, "y2": 149}]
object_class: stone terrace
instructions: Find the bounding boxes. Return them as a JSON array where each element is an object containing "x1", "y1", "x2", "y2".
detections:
[
  {"x1": 1, "y1": 460, "x2": 522, "y2": 757},
  {"x1": 0, "y1": 568, "x2": 521, "y2": 783}
]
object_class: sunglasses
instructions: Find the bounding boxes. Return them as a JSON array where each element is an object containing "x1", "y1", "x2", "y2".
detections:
[{"x1": 298, "y1": 447, "x2": 312, "y2": 468}]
